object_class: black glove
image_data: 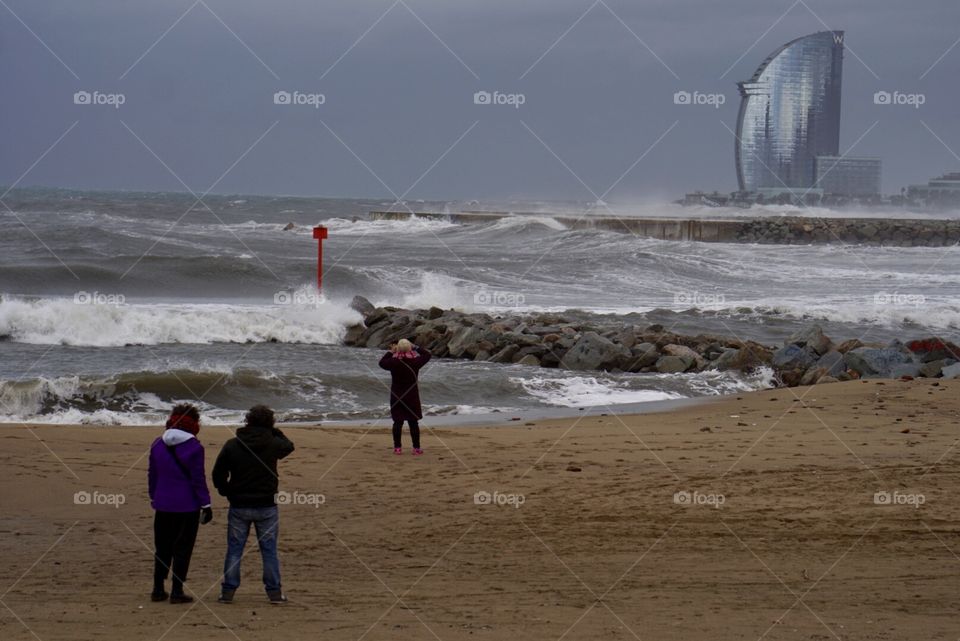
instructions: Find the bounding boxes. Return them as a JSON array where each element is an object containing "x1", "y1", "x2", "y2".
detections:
[{"x1": 200, "y1": 506, "x2": 213, "y2": 525}]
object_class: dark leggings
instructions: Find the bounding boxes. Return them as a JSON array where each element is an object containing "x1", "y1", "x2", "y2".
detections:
[
  {"x1": 153, "y1": 510, "x2": 200, "y2": 595},
  {"x1": 392, "y1": 419, "x2": 420, "y2": 449}
]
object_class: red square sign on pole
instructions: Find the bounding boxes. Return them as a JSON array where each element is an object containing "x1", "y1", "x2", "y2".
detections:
[{"x1": 313, "y1": 226, "x2": 328, "y2": 291}]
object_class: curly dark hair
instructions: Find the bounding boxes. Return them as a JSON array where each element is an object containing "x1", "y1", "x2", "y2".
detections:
[
  {"x1": 245, "y1": 404, "x2": 275, "y2": 429},
  {"x1": 169, "y1": 403, "x2": 200, "y2": 421}
]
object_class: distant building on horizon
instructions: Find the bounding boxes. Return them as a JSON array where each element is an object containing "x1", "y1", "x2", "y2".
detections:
[
  {"x1": 906, "y1": 171, "x2": 960, "y2": 207},
  {"x1": 735, "y1": 31, "x2": 846, "y2": 193},
  {"x1": 814, "y1": 156, "x2": 882, "y2": 196}
]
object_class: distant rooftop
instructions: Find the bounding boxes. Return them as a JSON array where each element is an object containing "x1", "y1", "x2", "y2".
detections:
[{"x1": 932, "y1": 172, "x2": 960, "y2": 182}]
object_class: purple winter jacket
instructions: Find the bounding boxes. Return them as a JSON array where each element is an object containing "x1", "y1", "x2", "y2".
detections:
[{"x1": 148, "y1": 429, "x2": 212, "y2": 512}]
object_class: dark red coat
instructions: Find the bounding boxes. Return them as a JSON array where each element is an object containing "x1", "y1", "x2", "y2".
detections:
[{"x1": 378, "y1": 347, "x2": 431, "y2": 422}]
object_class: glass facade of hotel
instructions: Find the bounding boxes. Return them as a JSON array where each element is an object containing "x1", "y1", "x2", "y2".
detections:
[{"x1": 735, "y1": 31, "x2": 845, "y2": 192}]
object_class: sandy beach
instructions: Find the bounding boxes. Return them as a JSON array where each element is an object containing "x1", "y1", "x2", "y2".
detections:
[{"x1": 1, "y1": 378, "x2": 958, "y2": 641}]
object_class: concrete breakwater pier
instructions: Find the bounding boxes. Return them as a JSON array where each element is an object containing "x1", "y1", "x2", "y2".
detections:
[{"x1": 369, "y1": 210, "x2": 960, "y2": 246}]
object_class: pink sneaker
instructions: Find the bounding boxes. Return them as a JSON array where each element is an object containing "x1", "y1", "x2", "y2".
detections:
[
  {"x1": 393, "y1": 447, "x2": 402, "y2": 455},
  {"x1": 412, "y1": 448, "x2": 424, "y2": 456}
]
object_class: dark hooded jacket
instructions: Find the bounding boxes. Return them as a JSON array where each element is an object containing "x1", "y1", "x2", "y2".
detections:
[
  {"x1": 212, "y1": 425, "x2": 295, "y2": 508},
  {"x1": 379, "y1": 346, "x2": 431, "y2": 422}
]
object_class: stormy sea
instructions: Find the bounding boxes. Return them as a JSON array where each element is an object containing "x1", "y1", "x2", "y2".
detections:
[{"x1": 1, "y1": 187, "x2": 957, "y2": 424}]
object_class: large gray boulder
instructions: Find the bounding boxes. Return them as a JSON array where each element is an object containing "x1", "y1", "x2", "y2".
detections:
[
  {"x1": 363, "y1": 307, "x2": 390, "y2": 327},
  {"x1": 655, "y1": 355, "x2": 692, "y2": 373},
  {"x1": 843, "y1": 347, "x2": 915, "y2": 378},
  {"x1": 786, "y1": 324, "x2": 833, "y2": 355},
  {"x1": 942, "y1": 362, "x2": 960, "y2": 380},
  {"x1": 447, "y1": 326, "x2": 486, "y2": 358},
  {"x1": 814, "y1": 351, "x2": 847, "y2": 377},
  {"x1": 562, "y1": 331, "x2": 626, "y2": 370},
  {"x1": 496, "y1": 331, "x2": 540, "y2": 348},
  {"x1": 711, "y1": 345, "x2": 771, "y2": 372},
  {"x1": 920, "y1": 358, "x2": 957, "y2": 378},
  {"x1": 626, "y1": 342, "x2": 660, "y2": 371},
  {"x1": 711, "y1": 348, "x2": 740, "y2": 370},
  {"x1": 616, "y1": 326, "x2": 638, "y2": 349},
  {"x1": 800, "y1": 367, "x2": 828, "y2": 386},
  {"x1": 343, "y1": 324, "x2": 365, "y2": 346},
  {"x1": 772, "y1": 344, "x2": 818, "y2": 370},
  {"x1": 488, "y1": 344, "x2": 520, "y2": 363},
  {"x1": 539, "y1": 347, "x2": 564, "y2": 368},
  {"x1": 662, "y1": 344, "x2": 704, "y2": 370},
  {"x1": 362, "y1": 320, "x2": 393, "y2": 348},
  {"x1": 349, "y1": 295, "x2": 376, "y2": 319},
  {"x1": 890, "y1": 363, "x2": 922, "y2": 379}
]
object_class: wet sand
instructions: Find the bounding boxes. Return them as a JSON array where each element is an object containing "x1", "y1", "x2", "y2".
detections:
[{"x1": 1, "y1": 378, "x2": 958, "y2": 640}]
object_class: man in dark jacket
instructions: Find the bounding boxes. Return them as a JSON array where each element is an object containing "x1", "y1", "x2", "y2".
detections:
[{"x1": 212, "y1": 405, "x2": 294, "y2": 604}]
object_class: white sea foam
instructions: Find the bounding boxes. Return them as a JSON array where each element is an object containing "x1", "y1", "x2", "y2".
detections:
[
  {"x1": 674, "y1": 366, "x2": 777, "y2": 396},
  {"x1": 0, "y1": 289, "x2": 361, "y2": 346},
  {"x1": 321, "y1": 216, "x2": 459, "y2": 235},
  {"x1": 435, "y1": 404, "x2": 515, "y2": 415},
  {"x1": 513, "y1": 375, "x2": 683, "y2": 408},
  {"x1": 373, "y1": 271, "x2": 470, "y2": 310},
  {"x1": 731, "y1": 299, "x2": 960, "y2": 332},
  {"x1": 484, "y1": 215, "x2": 569, "y2": 232},
  {"x1": 512, "y1": 366, "x2": 775, "y2": 409}
]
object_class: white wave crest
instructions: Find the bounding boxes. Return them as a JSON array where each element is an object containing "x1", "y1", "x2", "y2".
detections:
[
  {"x1": 0, "y1": 290, "x2": 361, "y2": 346},
  {"x1": 513, "y1": 375, "x2": 683, "y2": 408},
  {"x1": 321, "y1": 216, "x2": 459, "y2": 235},
  {"x1": 484, "y1": 216, "x2": 569, "y2": 232},
  {"x1": 373, "y1": 271, "x2": 470, "y2": 310}
]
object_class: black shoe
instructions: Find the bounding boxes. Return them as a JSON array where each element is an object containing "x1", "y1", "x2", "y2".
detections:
[
  {"x1": 267, "y1": 590, "x2": 287, "y2": 604},
  {"x1": 218, "y1": 589, "x2": 235, "y2": 604},
  {"x1": 169, "y1": 593, "x2": 194, "y2": 604},
  {"x1": 151, "y1": 590, "x2": 169, "y2": 602}
]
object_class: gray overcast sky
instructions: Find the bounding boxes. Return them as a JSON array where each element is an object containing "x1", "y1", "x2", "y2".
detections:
[{"x1": 2, "y1": 0, "x2": 958, "y2": 202}]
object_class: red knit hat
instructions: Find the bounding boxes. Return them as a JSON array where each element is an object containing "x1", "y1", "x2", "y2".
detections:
[{"x1": 166, "y1": 413, "x2": 199, "y2": 436}]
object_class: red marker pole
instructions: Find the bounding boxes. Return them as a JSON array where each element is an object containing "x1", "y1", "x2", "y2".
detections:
[{"x1": 313, "y1": 226, "x2": 328, "y2": 291}]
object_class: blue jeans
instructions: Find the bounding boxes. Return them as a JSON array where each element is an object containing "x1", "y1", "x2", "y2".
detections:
[{"x1": 222, "y1": 506, "x2": 281, "y2": 593}]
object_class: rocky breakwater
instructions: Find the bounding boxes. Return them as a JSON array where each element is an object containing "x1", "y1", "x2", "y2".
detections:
[
  {"x1": 345, "y1": 296, "x2": 960, "y2": 387},
  {"x1": 735, "y1": 216, "x2": 960, "y2": 246}
]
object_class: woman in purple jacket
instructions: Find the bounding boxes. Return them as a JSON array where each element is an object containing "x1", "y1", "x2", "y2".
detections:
[{"x1": 148, "y1": 404, "x2": 213, "y2": 604}]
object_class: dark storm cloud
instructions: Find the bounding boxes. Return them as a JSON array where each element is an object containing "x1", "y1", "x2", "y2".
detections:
[{"x1": 2, "y1": 0, "x2": 958, "y2": 201}]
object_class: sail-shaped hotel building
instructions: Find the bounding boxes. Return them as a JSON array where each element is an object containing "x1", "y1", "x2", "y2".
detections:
[{"x1": 735, "y1": 31, "x2": 847, "y2": 193}]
